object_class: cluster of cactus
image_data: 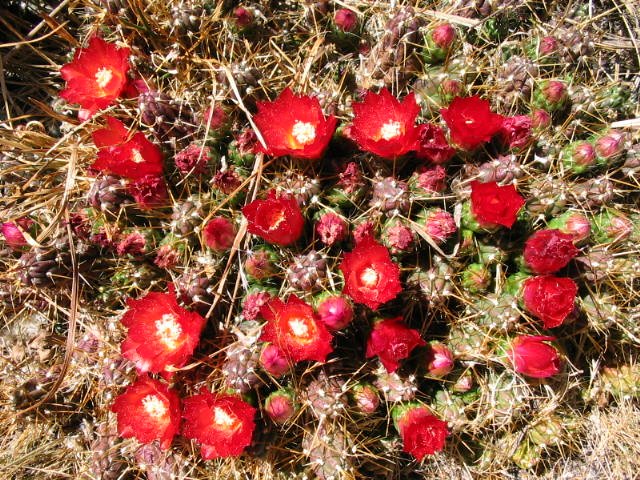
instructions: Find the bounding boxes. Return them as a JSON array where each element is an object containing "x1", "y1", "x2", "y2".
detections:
[{"x1": 1, "y1": 0, "x2": 639, "y2": 478}]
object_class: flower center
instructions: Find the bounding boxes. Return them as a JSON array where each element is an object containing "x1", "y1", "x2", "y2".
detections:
[
  {"x1": 142, "y1": 394, "x2": 168, "y2": 419},
  {"x1": 464, "y1": 118, "x2": 475, "y2": 125},
  {"x1": 360, "y1": 267, "x2": 379, "y2": 288},
  {"x1": 288, "y1": 318, "x2": 310, "y2": 338},
  {"x1": 213, "y1": 406, "x2": 239, "y2": 430},
  {"x1": 94, "y1": 67, "x2": 114, "y2": 89},
  {"x1": 131, "y1": 148, "x2": 145, "y2": 164},
  {"x1": 379, "y1": 121, "x2": 402, "y2": 141},
  {"x1": 155, "y1": 313, "x2": 182, "y2": 350},
  {"x1": 268, "y1": 209, "x2": 286, "y2": 231},
  {"x1": 291, "y1": 121, "x2": 317, "y2": 145}
]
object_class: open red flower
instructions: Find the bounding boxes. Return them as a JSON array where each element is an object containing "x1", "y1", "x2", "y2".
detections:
[
  {"x1": 350, "y1": 88, "x2": 421, "y2": 159},
  {"x1": 242, "y1": 190, "x2": 305, "y2": 246},
  {"x1": 260, "y1": 295, "x2": 333, "y2": 363},
  {"x1": 524, "y1": 229, "x2": 579, "y2": 274},
  {"x1": 111, "y1": 375, "x2": 181, "y2": 450},
  {"x1": 440, "y1": 96, "x2": 504, "y2": 150},
  {"x1": 91, "y1": 116, "x2": 164, "y2": 181},
  {"x1": 366, "y1": 317, "x2": 426, "y2": 372},
  {"x1": 120, "y1": 288, "x2": 206, "y2": 378},
  {"x1": 393, "y1": 405, "x2": 448, "y2": 461},
  {"x1": 339, "y1": 236, "x2": 402, "y2": 310},
  {"x1": 60, "y1": 37, "x2": 130, "y2": 118},
  {"x1": 253, "y1": 88, "x2": 337, "y2": 160},
  {"x1": 521, "y1": 275, "x2": 577, "y2": 328},
  {"x1": 470, "y1": 180, "x2": 525, "y2": 229},
  {"x1": 182, "y1": 390, "x2": 256, "y2": 459},
  {"x1": 507, "y1": 335, "x2": 561, "y2": 378}
]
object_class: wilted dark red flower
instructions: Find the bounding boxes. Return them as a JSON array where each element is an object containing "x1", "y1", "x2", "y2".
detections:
[
  {"x1": 120, "y1": 289, "x2": 206, "y2": 377},
  {"x1": 60, "y1": 37, "x2": 130, "y2": 118},
  {"x1": 440, "y1": 96, "x2": 504, "y2": 150},
  {"x1": 413, "y1": 165, "x2": 447, "y2": 193},
  {"x1": 394, "y1": 405, "x2": 448, "y2": 461},
  {"x1": 352, "y1": 220, "x2": 376, "y2": 244},
  {"x1": 111, "y1": 375, "x2": 181, "y2": 449},
  {"x1": 91, "y1": 116, "x2": 164, "y2": 181},
  {"x1": 415, "y1": 123, "x2": 456, "y2": 164},
  {"x1": 522, "y1": 275, "x2": 578, "y2": 328},
  {"x1": 260, "y1": 295, "x2": 334, "y2": 363},
  {"x1": 116, "y1": 230, "x2": 148, "y2": 256},
  {"x1": 500, "y1": 115, "x2": 533, "y2": 150},
  {"x1": 315, "y1": 211, "x2": 348, "y2": 246},
  {"x1": 366, "y1": 317, "x2": 425, "y2": 372},
  {"x1": 203, "y1": 216, "x2": 236, "y2": 252},
  {"x1": 422, "y1": 208, "x2": 457, "y2": 244},
  {"x1": 350, "y1": 88, "x2": 421, "y2": 159},
  {"x1": 339, "y1": 236, "x2": 402, "y2": 310},
  {"x1": 174, "y1": 144, "x2": 211, "y2": 175},
  {"x1": 507, "y1": 335, "x2": 561, "y2": 378},
  {"x1": 241, "y1": 290, "x2": 272, "y2": 321},
  {"x1": 128, "y1": 174, "x2": 168, "y2": 209},
  {"x1": 470, "y1": 180, "x2": 525, "y2": 228},
  {"x1": 182, "y1": 390, "x2": 256, "y2": 459},
  {"x1": 242, "y1": 190, "x2": 305, "y2": 246},
  {"x1": 524, "y1": 229, "x2": 579, "y2": 274},
  {"x1": 253, "y1": 88, "x2": 337, "y2": 160}
]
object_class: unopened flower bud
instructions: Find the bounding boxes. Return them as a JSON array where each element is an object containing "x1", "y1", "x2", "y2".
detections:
[
  {"x1": 351, "y1": 383, "x2": 380, "y2": 414},
  {"x1": 425, "y1": 343, "x2": 454, "y2": 377},
  {"x1": 334, "y1": 8, "x2": 357, "y2": 32},
  {"x1": 264, "y1": 388, "x2": 297, "y2": 424},
  {"x1": 421, "y1": 208, "x2": 457, "y2": 244},
  {"x1": 316, "y1": 294, "x2": 354, "y2": 330},
  {"x1": 431, "y1": 23, "x2": 456, "y2": 49},
  {"x1": 259, "y1": 343, "x2": 290, "y2": 377}
]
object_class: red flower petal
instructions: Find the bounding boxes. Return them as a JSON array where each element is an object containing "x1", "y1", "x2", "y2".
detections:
[
  {"x1": 397, "y1": 407, "x2": 448, "y2": 460},
  {"x1": 365, "y1": 317, "x2": 426, "y2": 372},
  {"x1": 470, "y1": 180, "x2": 525, "y2": 228},
  {"x1": 523, "y1": 229, "x2": 579, "y2": 274},
  {"x1": 260, "y1": 295, "x2": 334, "y2": 363},
  {"x1": 339, "y1": 236, "x2": 402, "y2": 310},
  {"x1": 111, "y1": 375, "x2": 181, "y2": 450},
  {"x1": 440, "y1": 96, "x2": 504, "y2": 150},
  {"x1": 507, "y1": 335, "x2": 561, "y2": 378},
  {"x1": 351, "y1": 88, "x2": 421, "y2": 159},
  {"x1": 60, "y1": 37, "x2": 130, "y2": 117},
  {"x1": 182, "y1": 390, "x2": 256, "y2": 459},
  {"x1": 120, "y1": 289, "x2": 206, "y2": 377},
  {"x1": 91, "y1": 117, "x2": 164, "y2": 181},
  {"x1": 521, "y1": 275, "x2": 577, "y2": 328},
  {"x1": 253, "y1": 88, "x2": 337, "y2": 160},
  {"x1": 242, "y1": 190, "x2": 305, "y2": 246}
]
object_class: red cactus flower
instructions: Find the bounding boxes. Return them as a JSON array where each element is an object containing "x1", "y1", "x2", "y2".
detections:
[
  {"x1": 521, "y1": 275, "x2": 578, "y2": 329},
  {"x1": 524, "y1": 229, "x2": 579, "y2": 274},
  {"x1": 128, "y1": 174, "x2": 168, "y2": 209},
  {"x1": 507, "y1": 335, "x2": 561, "y2": 378},
  {"x1": 350, "y1": 88, "x2": 421, "y2": 159},
  {"x1": 470, "y1": 180, "x2": 525, "y2": 229},
  {"x1": 366, "y1": 317, "x2": 426, "y2": 372},
  {"x1": 415, "y1": 123, "x2": 456, "y2": 164},
  {"x1": 242, "y1": 190, "x2": 305, "y2": 246},
  {"x1": 260, "y1": 295, "x2": 334, "y2": 363},
  {"x1": 339, "y1": 236, "x2": 402, "y2": 310},
  {"x1": 334, "y1": 8, "x2": 358, "y2": 32},
  {"x1": 111, "y1": 375, "x2": 181, "y2": 450},
  {"x1": 91, "y1": 116, "x2": 164, "y2": 181},
  {"x1": 440, "y1": 96, "x2": 504, "y2": 150},
  {"x1": 253, "y1": 88, "x2": 337, "y2": 160},
  {"x1": 203, "y1": 216, "x2": 236, "y2": 252},
  {"x1": 500, "y1": 115, "x2": 533, "y2": 150},
  {"x1": 182, "y1": 390, "x2": 256, "y2": 459},
  {"x1": 394, "y1": 405, "x2": 448, "y2": 461},
  {"x1": 60, "y1": 37, "x2": 131, "y2": 118},
  {"x1": 120, "y1": 288, "x2": 206, "y2": 378}
]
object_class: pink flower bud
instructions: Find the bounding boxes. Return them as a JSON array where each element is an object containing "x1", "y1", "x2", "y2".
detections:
[
  {"x1": 539, "y1": 36, "x2": 558, "y2": 56},
  {"x1": 573, "y1": 142, "x2": 596, "y2": 167},
  {"x1": 244, "y1": 248, "x2": 277, "y2": 280},
  {"x1": 441, "y1": 79, "x2": 462, "y2": 97},
  {"x1": 607, "y1": 214, "x2": 633, "y2": 241},
  {"x1": 531, "y1": 109, "x2": 551, "y2": 129},
  {"x1": 595, "y1": 130, "x2": 626, "y2": 160},
  {"x1": 234, "y1": 7, "x2": 254, "y2": 28},
  {"x1": 562, "y1": 213, "x2": 592, "y2": 243},
  {"x1": 351, "y1": 383, "x2": 380, "y2": 414},
  {"x1": 452, "y1": 372, "x2": 474, "y2": 392},
  {"x1": 202, "y1": 105, "x2": 228, "y2": 131},
  {"x1": 203, "y1": 216, "x2": 236, "y2": 252},
  {"x1": 241, "y1": 290, "x2": 272, "y2": 321},
  {"x1": 259, "y1": 343, "x2": 290, "y2": 377},
  {"x1": 426, "y1": 343, "x2": 454, "y2": 377},
  {"x1": 431, "y1": 23, "x2": 456, "y2": 49},
  {"x1": 264, "y1": 389, "x2": 296, "y2": 424},
  {"x1": 316, "y1": 295, "x2": 354, "y2": 330},
  {"x1": 423, "y1": 209, "x2": 457, "y2": 244},
  {"x1": 1, "y1": 220, "x2": 30, "y2": 249},
  {"x1": 334, "y1": 8, "x2": 357, "y2": 32},
  {"x1": 544, "y1": 80, "x2": 567, "y2": 104}
]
